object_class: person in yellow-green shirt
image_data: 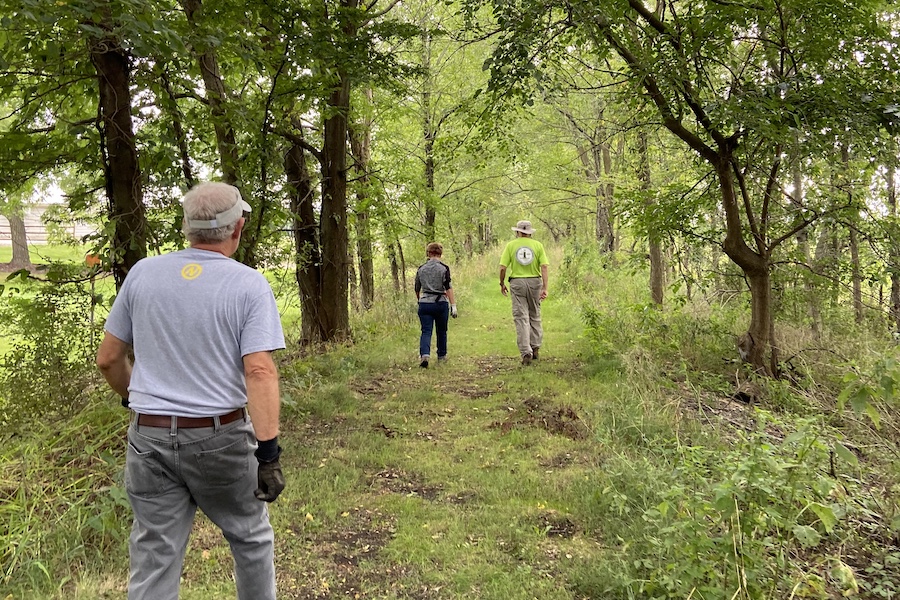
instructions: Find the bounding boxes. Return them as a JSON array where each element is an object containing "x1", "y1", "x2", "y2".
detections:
[{"x1": 499, "y1": 220, "x2": 549, "y2": 365}]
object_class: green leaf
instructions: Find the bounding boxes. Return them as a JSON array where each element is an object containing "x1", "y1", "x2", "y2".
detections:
[
  {"x1": 865, "y1": 403, "x2": 882, "y2": 429},
  {"x1": 834, "y1": 443, "x2": 858, "y2": 467},
  {"x1": 849, "y1": 387, "x2": 872, "y2": 414},
  {"x1": 784, "y1": 430, "x2": 806, "y2": 445},
  {"x1": 809, "y1": 502, "x2": 838, "y2": 533},
  {"x1": 792, "y1": 524, "x2": 822, "y2": 548}
]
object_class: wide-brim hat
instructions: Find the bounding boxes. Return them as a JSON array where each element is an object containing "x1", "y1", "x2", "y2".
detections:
[{"x1": 512, "y1": 220, "x2": 535, "y2": 235}]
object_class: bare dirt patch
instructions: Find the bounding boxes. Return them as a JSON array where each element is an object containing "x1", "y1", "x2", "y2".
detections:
[
  {"x1": 539, "y1": 452, "x2": 577, "y2": 469},
  {"x1": 279, "y1": 508, "x2": 399, "y2": 599},
  {"x1": 350, "y1": 374, "x2": 405, "y2": 399},
  {"x1": 535, "y1": 510, "x2": 578, "y2": 538},
  {"x1": 368, "y1": 468, "x2": 442, "y2": 501},
  {"x1": 491, "y1": 398, "x2": 590, "y2": 440}
]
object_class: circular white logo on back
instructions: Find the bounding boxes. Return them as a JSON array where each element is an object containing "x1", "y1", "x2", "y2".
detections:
[{"x1": 516, "y1": 247, "x2": 534, "y2": 266}]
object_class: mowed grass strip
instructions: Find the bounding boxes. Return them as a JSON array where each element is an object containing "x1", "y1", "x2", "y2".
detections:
[{"x1": 172, "y1": 251, "x2": 615, "y2": 600}]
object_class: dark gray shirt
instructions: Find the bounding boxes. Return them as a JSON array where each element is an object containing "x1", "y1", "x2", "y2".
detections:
[{"x1": 415, "y1": 259, "x2": 452, "y2": 303}]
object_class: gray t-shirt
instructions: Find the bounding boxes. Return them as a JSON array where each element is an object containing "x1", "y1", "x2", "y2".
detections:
[{"x1": 104, "y1": 247, "x2": 286, "y2": 417}]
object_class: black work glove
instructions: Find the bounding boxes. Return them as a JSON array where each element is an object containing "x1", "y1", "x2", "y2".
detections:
[
  {"x1": 255, "y1": 460, "x2": 285, "y2": 502},
  {"x1": 254, "y1": 438, "x2": 285, "y2": 502}
]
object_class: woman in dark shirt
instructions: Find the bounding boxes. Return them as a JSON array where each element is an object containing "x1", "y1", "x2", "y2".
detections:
[{"x1": 414, "y1": 242, "x2": 457, "y2": 368}]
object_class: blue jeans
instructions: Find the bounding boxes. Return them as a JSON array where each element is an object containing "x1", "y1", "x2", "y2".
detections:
[
  {"x1": 125, "y1": 415, "x2": 276, "y2": 600},
  {"x1": 418, "y1": 301, "x2": 449, "y2": 358}
]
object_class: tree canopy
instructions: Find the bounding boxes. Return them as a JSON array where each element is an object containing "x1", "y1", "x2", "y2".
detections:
[{"x1": 1, "y1": 0, "x2": 899, "y2": 364}]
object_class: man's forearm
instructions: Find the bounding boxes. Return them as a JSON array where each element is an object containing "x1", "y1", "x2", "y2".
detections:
[
  {"x1": 244, "y1": 351, "x2": 281, "y2": 441},
  {"x1": 246, "y1": 374, "x2": 280, "y2": 441},
  {"x1": 96, "y1": 332, "x2": 132, "y2": 399},
  {"x1": 100, "y1": 359, "x2": 131, "y2": 399}
]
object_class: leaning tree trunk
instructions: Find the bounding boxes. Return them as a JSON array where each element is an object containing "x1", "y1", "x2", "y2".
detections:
[
  {"x1": 178, "y1": 0, "x2": 240, "y2": 186},
  {"x1": 718, "y1": 162, "x2": 772, "y2": 373},
  {"x1": 6, "y1": 210, "x2": 32, "y2": 270},
  {"x1": 158, "y1": 68, "x2": 196, "y2": 188},
  {"x1": 286, "y1": 140, "x2": 327, "y2": 345},
  {"x1": 177, "y1": 0, "x2": 270, "y2": 268},
  {"x1": 87, "y1": 13, "x2": 146, "y2": 289}
]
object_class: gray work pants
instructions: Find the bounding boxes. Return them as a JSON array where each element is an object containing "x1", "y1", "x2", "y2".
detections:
[
  {"x1": 125, "y1": 416, "x2": 276, "y2": 600},
  {"x1": 510, "y1": 277, "x2": 543, "y2": 356}
]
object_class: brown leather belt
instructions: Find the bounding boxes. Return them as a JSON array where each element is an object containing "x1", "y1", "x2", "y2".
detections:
[{"x1": 136, "y1": 407, "x2": 245, "y2": 429}]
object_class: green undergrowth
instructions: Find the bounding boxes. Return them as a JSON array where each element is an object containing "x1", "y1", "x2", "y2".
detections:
[{"x1": 3, "y1": 248, "x2": 900, "y2": 599}]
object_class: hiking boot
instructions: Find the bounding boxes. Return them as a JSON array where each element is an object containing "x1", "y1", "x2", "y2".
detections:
[
  {"x1": 531, "y1": 347, "x2": 540, "y2": 360},
  {"x1": 420, "y1": 356, "x2": 430, "y2": 368},
  {"x1": 522, "y1": 354, "x2": 532, "y2": 366}
]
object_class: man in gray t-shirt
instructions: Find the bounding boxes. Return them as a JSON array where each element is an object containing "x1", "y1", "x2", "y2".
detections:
[{"x1": 96, "y1": 182, "x2": 285, "y2": 600}]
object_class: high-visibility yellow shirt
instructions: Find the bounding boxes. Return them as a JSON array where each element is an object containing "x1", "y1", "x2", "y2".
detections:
[{"x1": 500, "y1": 237, "x2": 549, "y2": 279}]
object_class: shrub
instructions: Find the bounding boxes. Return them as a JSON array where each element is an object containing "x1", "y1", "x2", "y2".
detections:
[
  {"x1": 0, "y1": 267, "x2": 105, "y2": 427},
  {"x1": 575, "y1": 413, "x2": 874, "y2": 599}
]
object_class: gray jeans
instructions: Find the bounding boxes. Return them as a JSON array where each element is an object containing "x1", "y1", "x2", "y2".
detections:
[
  {"x1": 125, "y1": 415, "x2": 275, "y2": 600},
  {"x1": 510, "y1": 277, "x2": 543, "y2": 356}
]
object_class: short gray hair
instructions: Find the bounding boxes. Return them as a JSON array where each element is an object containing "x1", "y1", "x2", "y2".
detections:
[{"x1": 182, "y1": 182, "x2": 243, "y2": 244}]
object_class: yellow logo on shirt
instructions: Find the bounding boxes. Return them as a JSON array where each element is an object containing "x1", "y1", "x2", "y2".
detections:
[{"x1": 181, "y1": 264, "x2": 203, "y2": 280}]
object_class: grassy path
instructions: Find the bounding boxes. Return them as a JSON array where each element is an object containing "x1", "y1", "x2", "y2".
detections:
[{"x1": 176, "y1": 269, "x2": 615, "y2": 599}]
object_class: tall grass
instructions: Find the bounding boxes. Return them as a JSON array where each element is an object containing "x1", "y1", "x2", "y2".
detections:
[{"x1": 1, "y1": 399, "x2": 129, "y2": 597}]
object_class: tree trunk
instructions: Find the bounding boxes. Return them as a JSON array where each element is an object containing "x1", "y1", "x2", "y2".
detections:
[
  {"x1": 158, "y1": 68, "x2": 195, "y2": 188},
  {"x1": 349, "y1": 88, "x2": 375, "y2": 311},
  {"x1": 320, "y1": 74, "x2": 352, "y2": 341},
  {"x1": 285, "y1": 139, "x2": 326, "y2": 345},
  {"x1": 791, "y1": 146, "x2": 820, "y2": 335},
  {"x1": 388, "y1": 241, "x2": 401, "y2": 293},
  {"x1": 717, "y1": 161, "x2": 772, "y2": 373},
  {"x1": 178, "y1": 0, "x2": 240, "y2": 186},
  {"x1": 888, "y1": 152, "x2": 900, "y2": 334},
  {"x1": 841, "y1": 144, "x2": 863, "y2": 324},
  {"x1": 421, "y1": 31, "x2": 437, "y2": 242},
  {"x1": 87, "y1": 11, "x2": 146, "y2": 289},
  {"x1": 598, "y1": 123, "x2": 615, "y2": 253},
  {"x1": 398, "y1": 240, "x2": 407, "y2": 290},
  {"x1": 6, "y1": 210, "x2": 32, "y2": 269},
  {"x1": 850, "y1": 226, "x2": 863, "y2": 324},
  {"x1": 353, "y1": 209, "x2": 375, "y2": 309},
  {"x1": 637, "y1": 130, "x2": 663, "y2": 306},
  {"x1": 177, "y1": 0, "x2": 269, "y2": 268}
]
